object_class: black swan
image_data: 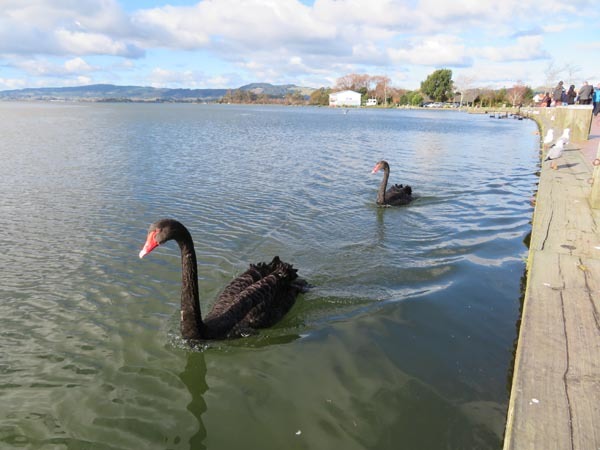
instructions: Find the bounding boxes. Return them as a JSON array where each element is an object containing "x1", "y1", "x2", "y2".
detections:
[
  {"x1": 371, "y1": 160, "x2": 413, "y2": 206},
  {"x1": 139, "y1": 218, "x2": 307, "y2": 340}
]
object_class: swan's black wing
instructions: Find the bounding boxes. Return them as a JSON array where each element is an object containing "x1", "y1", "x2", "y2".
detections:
[
  {"x1": 202, "y1": 257, "x2": 304, "y2": 338},
  {"x1": 386, "y1": 184, "x2": 413, "y2": 205}
]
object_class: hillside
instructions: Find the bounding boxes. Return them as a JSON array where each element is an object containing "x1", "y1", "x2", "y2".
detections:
[
  {"x1": 0, "y1": 83, "x2": 315, "y2": 102},
  {"x1": 238, "y1": 83, "x2": 314, "y2": 97}
]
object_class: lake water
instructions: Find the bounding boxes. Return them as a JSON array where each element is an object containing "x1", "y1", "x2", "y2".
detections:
[{"x1": 0, "y1": 102, "x2": 539, "y2": 449}]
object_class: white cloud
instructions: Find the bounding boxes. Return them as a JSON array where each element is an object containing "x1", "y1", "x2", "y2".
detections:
[
  {"x1": 388, "y1": 35, "x2": 472, "y2": 67},
  {"x1": 75, "y1": 75, "x2": 93, "y2": 85},
  {"x1": 53, "y1": 29, "x2": 144, "y2": 57},
  {"x1": 1, "y1": 0, "x2": 599, "y2": 90},
  {"x1": 313, "y1": 0, "x2": 416, "y2": 30},
  {"x1": 64, "y1": 57, "x2": 94, "y2": 73},
  {"x1": 7, "y1": 56, "x2": 96, "y2": 77},
  {"x1": 148, "y1": 67, "x2": 194, "y2": 87},
  {"x1": 0, "y1": 0, "x2": 142, "y2": 57},
  {"x1": 131, "y1": 5, "x2": 211, "y2": 49},
  {"x1": 132, "y1": 0, "x2": 338, "y2": 55},
  {"x1": 147, "y1": 67, "x2": 229, "y2": 88},
  {"x1": 0, "y1": 77, "x2": 27, "y2": 90},
  {"x1": 12, "y1": 59, "x2": 57, "y2": 76},
  {"x1": 478, "y1": 36, "x2": 549, "y2": 62}
]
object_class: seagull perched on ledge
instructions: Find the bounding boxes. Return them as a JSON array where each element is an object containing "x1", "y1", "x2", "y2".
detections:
[
  {"x1": 558, "y1": 128, "x2": 570, "y2": 145},
  {"x1": 543, "y1": 129, "x2": 554, "y2": 150},
  {"x1": 544, "y1": 136, "x2": 566, "y2": 170}
]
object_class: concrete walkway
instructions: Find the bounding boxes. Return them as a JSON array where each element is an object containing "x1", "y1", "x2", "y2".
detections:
[
  {"x1": 503, "y1": 113, "x2": 600, "y2": 449},
  {"x1": 581, "y1": 115, "x2": 600, "y2": 165}
]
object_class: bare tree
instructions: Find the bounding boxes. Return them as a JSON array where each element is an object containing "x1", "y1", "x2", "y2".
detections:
[
  {"x1": 562, "y1": 62, "x2": 581, "y2": 86},
  {"x1": 508, "y1": 81, "x2": 528, "y2": 107},
  {"x1": 370, "y1": 75, "x2": 391, "y2": 104},
  {"x1": 454, "y1": 74, "x2": 476, "y2": 106},
  {"x1": 335, "y1": 73, "x2": 370, "y2": 92},
  {"x1": 543, "y1": 60, "x2": 566, "y2": 91}
]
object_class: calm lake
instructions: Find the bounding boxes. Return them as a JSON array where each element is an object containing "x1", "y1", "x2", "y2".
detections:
[{"x1": 0, "y1": 102, "x2": 539, "y2": 449}]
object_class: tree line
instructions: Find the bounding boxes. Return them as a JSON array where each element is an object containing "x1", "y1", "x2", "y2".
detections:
[
  {"x1": 218, "y1": 89, "x2": 306, "y2": 105},
  {"x1": 218, "y1": 69, "x2": 536, "y2": 108},
  {"x1": 310, "y1": 69, "x2": 535, "y2": 107}
]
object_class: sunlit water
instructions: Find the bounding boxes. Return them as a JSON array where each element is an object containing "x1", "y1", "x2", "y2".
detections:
[{"x1": 0, "y1": 102, "x2": 539, "y2": 449}]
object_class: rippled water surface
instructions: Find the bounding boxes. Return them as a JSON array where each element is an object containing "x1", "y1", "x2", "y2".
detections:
[{"x1": 0, "y1": 103, "x2": 539, "y2": 449}]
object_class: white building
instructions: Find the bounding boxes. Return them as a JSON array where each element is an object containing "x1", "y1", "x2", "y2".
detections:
[
  {"x1": 329, "y1": 90, "x2": 361, "y2": 107},
  {"x1": 366, "y1": 98, "x2": 377, "y2": 106}
]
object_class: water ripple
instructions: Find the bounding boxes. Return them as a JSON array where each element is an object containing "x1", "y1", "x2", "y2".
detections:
[{"x1": 0, "y1": 103, "x2": 538, "y2": 450}]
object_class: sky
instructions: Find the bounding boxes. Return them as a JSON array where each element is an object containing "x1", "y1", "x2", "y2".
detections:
[{"x1": 1, "y1": 0, "x2": 599, "y2": 92}]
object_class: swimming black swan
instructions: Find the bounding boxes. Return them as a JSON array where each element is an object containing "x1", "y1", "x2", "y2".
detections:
[
  {"x1": 139, "y1": 219, "x2": 307, "y2": 340},
  {"x1": 371, "y1": 160, "x2": 413, "y2": 206}
]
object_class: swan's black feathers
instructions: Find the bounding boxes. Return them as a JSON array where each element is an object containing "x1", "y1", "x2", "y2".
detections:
[
  {"x1": 388, "y1": 183, "x2": 412, "y2": 197},
  {"x1": 202, "y1": 256, "x2": 302, "y2": 339}
]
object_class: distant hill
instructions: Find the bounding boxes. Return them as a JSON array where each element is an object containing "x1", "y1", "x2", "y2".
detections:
[
  {"x1": 238, "y1": 83, "x2": 315, "y2": 97},
  {"x1": 0, "y1": 83, "x2": 315, "y2": 102}
]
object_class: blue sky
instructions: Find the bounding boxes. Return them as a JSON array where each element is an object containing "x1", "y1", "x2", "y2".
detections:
[{"x1": 1, "y1": 0, "x2": 599, "y2": 92}]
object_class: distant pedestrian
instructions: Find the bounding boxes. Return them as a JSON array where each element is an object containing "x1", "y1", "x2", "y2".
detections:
[
  {"x1": 566, "y1": 85, "x2": 576, "y2": 105},
  {"x1": 593, "y1": 84, "x2": 600, "y2": 118},
  {"x1": 578, "y1": 81, "x2": 593, "y2": 105},
  {"x1": 553, "y1": 81, "x2": 564, "y2": 106},
  {"x1": 542, "y1": 92, "x2": 551, "y2": 107}
]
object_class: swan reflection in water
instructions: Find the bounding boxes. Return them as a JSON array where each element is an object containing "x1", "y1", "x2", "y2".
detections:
[{"x1": 180, "y1": 351, "x2": 208, "y2": 450}]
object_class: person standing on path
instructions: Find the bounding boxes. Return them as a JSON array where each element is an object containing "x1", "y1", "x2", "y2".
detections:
[
  {"x1": 578, "y1": 81, "x2": 593, "y2": 105},
  {"x1": 553, "y1": 81, "x2": 564, "y2": 106},
  {"x1": 593, "y1": 84, "x2": 600, "y2": 119},
  {"x1": 566, "y1": 85, "x2": 577, "y2": 105}
]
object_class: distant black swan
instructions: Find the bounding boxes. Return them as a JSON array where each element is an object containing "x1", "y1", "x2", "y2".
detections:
[
  {"x1": 371, "y1": 160, "x2": 413, "y2": 206},
  {"x1": 139, "y1": 219, "x2": 307, "y2": 340}
]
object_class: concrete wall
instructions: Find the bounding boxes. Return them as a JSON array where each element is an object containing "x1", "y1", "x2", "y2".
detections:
[{"x1": 521, "y1": 105, "x2": 593, "y2": 142}]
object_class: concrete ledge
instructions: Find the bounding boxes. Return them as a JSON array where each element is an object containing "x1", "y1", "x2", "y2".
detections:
[{"x1": 521, "y1": 105, "x2": 593, "y2": 142}]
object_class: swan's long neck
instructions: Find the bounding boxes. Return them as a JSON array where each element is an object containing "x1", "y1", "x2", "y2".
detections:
[
  {"x1": 177, "y1": 233, "x2": 205, "y2": 340},
  {"x1": 377, "y1": 166, "x2": 389, "y2": 204}
]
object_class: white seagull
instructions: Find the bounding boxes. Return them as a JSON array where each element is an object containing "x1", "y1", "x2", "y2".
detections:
[
  {"x1": 559, "y1": 128, "x2": 570, "y2": 145},
  {"x1": 544, "y1": 137, "x2": 566, "y2": 170},
  {"x1": 543, "y1": 129, "x2": 554, "y2": 150}
]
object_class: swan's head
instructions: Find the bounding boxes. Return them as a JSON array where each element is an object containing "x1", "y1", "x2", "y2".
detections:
[
  {"x1": 371, "y1": 160, "x2": 390, "y2": 174},
  {"x1": 139, "y1": 218, "x2": 186, "y2": 258}
]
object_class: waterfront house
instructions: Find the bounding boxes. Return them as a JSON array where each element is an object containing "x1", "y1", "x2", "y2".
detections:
[{"x1": 329, "y1": 90, "x2": 361, "y2": 107}]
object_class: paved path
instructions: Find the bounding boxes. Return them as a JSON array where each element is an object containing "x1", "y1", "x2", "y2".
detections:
[
  {"x1": 580, "y1": 115, "x2": 600, "y2": 165},
  {"x1": 503, "y1": 113, "x2": 600, "y2": 449}
]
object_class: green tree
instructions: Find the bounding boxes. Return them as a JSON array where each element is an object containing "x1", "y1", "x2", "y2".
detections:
[
  {"x1": 495, "y1": 88, "x2": 507, "y2": 106},
  {"x1": 420, "y1": 69, "x2": 453, "y2": 102},
  {"x1": 523, "y1": 86, "x2": 534, "y2": 105},
  {"x1": 399, "y1": 90, "x2": 423, "y2": 106},
  {"x1": 408, "y1": 91, "x2": 424, "y2": 106},
  {"x1": 309, "y1": 87, "x2": 332, "y2": 106}
]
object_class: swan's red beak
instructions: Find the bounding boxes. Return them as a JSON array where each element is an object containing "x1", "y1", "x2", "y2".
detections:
[
  {"x1": 371, "y1": 163, "x2": 381, "y2": 174},
  {"x1": 139, "y1": 230, "x2": 160, "y2": 259}
]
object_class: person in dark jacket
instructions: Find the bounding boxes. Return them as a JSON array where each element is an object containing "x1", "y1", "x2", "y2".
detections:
[
  {"x1": 553, "y1": 81, "x2": 564, "y2": 106},
  {"x1": 566, "y1": 85, "x2": 576, "y2": 105}
]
